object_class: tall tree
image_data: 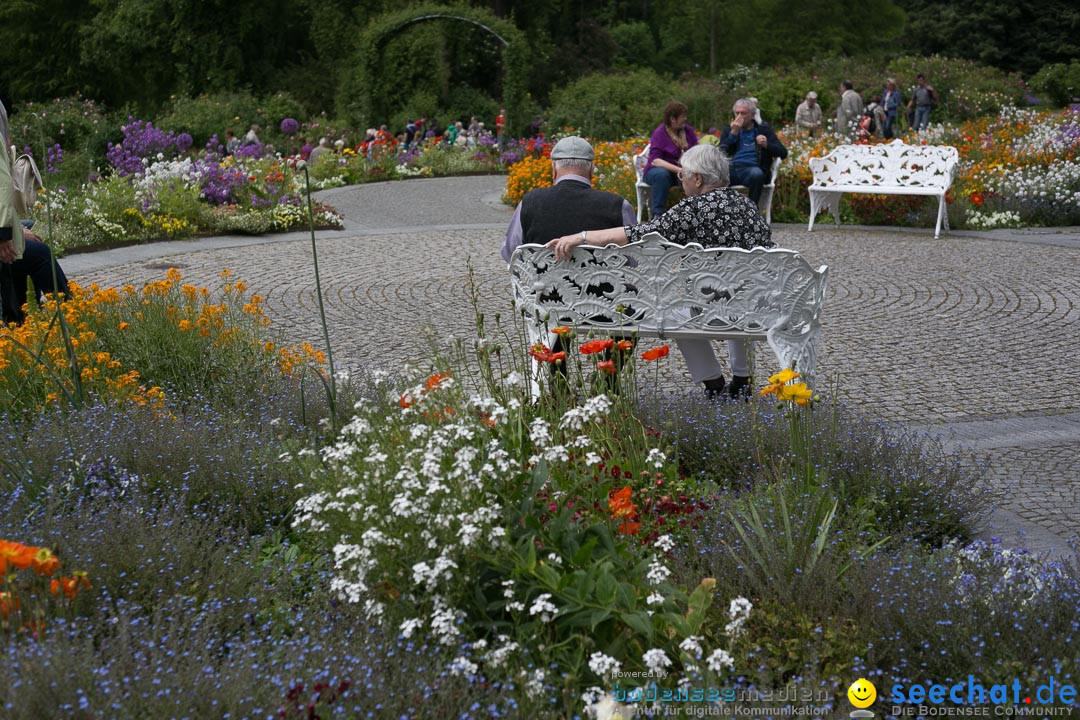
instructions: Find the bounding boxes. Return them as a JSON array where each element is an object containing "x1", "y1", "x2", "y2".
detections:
[{"x1": 897, "y1": 0, "x2": 1080, "y2": 76}]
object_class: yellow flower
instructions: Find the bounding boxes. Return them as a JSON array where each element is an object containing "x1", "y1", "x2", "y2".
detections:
[{"x1": 768, "y1": 368, "x2": 800, "y2": 385}]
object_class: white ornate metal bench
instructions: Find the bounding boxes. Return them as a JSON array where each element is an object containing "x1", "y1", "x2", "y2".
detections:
[
  {"x1": 807, "y1": 140, "x2": 958, "y2": 238},
  {"x1": 509, "y1": 232, "x2": 829, "y2": 385}
]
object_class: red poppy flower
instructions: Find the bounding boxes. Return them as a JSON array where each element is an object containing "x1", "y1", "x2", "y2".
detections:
[
  {"x1": 552, "y1": 326, "x2": 573, "y2": 336},
  {"x1": 615, "y1": 340, "x2": 633, "y2": 351},
  {"x1": 641, "y1": 345, "x2": 670, "y2": 361},
  {"x1": 579, "y1": 338, "x2": 614, "y2": 355},
  {"x1": 969, "y1": 192, "x2": 984, "y2": 206},
  {"x1": 597, "y1": 360, "x2": 617, "y2": 375}
]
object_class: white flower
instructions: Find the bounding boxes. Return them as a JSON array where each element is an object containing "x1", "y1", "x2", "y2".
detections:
[
  {"x1": 529, "y1": 592, "x2": 558, "y2": 621},
  {"x1": 646, "y1": 558, "x2": 671, "y2": 585},
  {"x1": 706, "y1": 648, "x2": 734, "y2": 673},
  {"x1": 729, "y1": 596, "x2": 752, "y2": 621},
  {"x1": 505, "y1": 370, "x2": 524, "y2": 386},
  {"x1": 400, "y1": 617, "x2": 423, "y2": 638},
  {"x1": 449, "y1": 656, "x2": 478, "y2": 676},
  {"x1": 646, "y1": 592, "x2": 665, "y2": 606},
  {"x1": 643, "y1": 648, "x2": 672, "y2": 674},
  {"x1": 654, "y1": 534, "x2": 676, "y2": 553},
  {"x1": 588, "y1": 651, "x2": 621, "y2": 677},
  {"x1": 585, "y1": 451, "x2": 603, "y2": 466},
  {"x1": 646, "y1": 448, "x2": 666, "y2": 469},
  {"x1": 679, "y1": 635, "x2": 703, "y2": 658}
]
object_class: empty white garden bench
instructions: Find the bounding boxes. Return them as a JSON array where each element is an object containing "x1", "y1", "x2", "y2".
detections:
[
  {"x1": 632, "y1": 145, "x2": 781, "y2": 224},
  {"x1": 509, "y1": 232, "x2": 828, "y2": 387},
  {"x1": 807, "y1": 140, "x2": 958, "y2": 238}
]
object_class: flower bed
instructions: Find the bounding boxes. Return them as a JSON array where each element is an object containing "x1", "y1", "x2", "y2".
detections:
[
  {"x1": 773, "y1": 106, "x2": 1080, "y2": 228},
  {"x1": 503, "y1": 109, "x2": 1080, "y2": 232},
  {"x1": 3, "y1": 282, "x2": 1077, "y2": 717}
]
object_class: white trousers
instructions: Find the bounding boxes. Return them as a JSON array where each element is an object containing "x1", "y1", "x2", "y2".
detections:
[{"x1": 675, "y1": 338, "x2": 749, "y2": 384}]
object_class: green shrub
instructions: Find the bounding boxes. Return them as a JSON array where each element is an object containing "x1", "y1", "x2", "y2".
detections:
[
  {"x1": 8, "y1": 95, "x2": 114, "y2": 156},
  {"x1": 1029, "y1": 61, "x2": 1080, "y2": 106},
  {"x1": 546, "y1": 69, "x2": 674, "y2": 139},
  {"x1": 157, "y1": 91, "x2": 261, "y2": 147}
]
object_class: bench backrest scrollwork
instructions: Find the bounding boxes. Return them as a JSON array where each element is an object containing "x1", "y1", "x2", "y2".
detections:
[{"x1": 809, "y1": 140, "x2": 958, "y2": 190}]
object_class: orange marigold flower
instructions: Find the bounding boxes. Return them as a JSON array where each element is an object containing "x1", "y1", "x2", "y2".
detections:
[
  {"x1": 597, "y1": 359, "x2": 617, "y2": 375},
  {"x1": 118, "y1": 321, "x2": 130, "y2": 331},
  {"x1": 579, "y1": 338, "x2": 614, "y2": 355},
  {"x1": 641, "y1": 345, "x2": 670, "y2": 361}
]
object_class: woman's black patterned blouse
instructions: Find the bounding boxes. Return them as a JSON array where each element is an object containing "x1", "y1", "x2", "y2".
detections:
[{"x1": 625, "y1": 188, "x2": 773, "y2": 249}]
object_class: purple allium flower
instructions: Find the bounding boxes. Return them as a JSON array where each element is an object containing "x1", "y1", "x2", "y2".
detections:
[
  {"x1": 176, "y1": 133, "x2": 193, "y2": 152},
  {"x1": 46, "y1": 143, "x2": 64, "y2": 174},
  {"x1": 281, "y1": 118, "x2": 299, "y2": 135}
]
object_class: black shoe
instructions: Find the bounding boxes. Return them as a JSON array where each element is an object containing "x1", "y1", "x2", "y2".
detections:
[
  {"x1": 728, "y1": 375, "x2": 752, "y2": 400},
  {"x1": 702, "y1": 376, "x2": 727, "y2": 399}
]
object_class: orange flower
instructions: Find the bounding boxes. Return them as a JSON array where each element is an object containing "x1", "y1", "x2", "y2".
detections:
[
  {"x1": 608, "y1": 486, "x2": 636, "y2": 519},
  {"x1": 615, "y1": 340, "x2": 633, "y2": 351},
  {"x1": 641, "y1": 345, "x2": 670, "y2": 361},
  {"x1": 31, "y1": 547, "x2": 61, "y2": 577},
  {"x1": 0, "y1": 540, "x2": 36, "y2": 574},
  {"x1": 617, "y1": 520, "x2": 641, "y2": 535},
  {"x1": 552, "y1": 326, "x2": 573, "y2": 336},
  {"x1": 969, "y1": 192, "x2": 984, "y2": 206},
  {"x1": 0, "y1": 591, "x2": 20, "y2": 619},
  {"x1": 597, "y1": 359, "x2": 617, "y2": 375},
  {"x1": 579, "y1": 338, "x2": 614, "y2": 355},
  {"x1": 425, "y1": 372, "x2": 451, "y2": 391},
  {"x1": 529, "y1": 344, "x2": 565, "y2": 363},
  {"x1": 50, "y1": 573, "x2": 91, "y2": 599}
]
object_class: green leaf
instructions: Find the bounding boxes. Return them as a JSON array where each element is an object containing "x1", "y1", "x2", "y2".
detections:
[
  {"x1": 573, "y1": 535, "x2": 599, "y2": 566},
  {"x1": 621, "y1": 611, "x2": 654, "y2": 641},
  {"x1": 596, "y1": 572, "x2": 617, "y2": 606}
]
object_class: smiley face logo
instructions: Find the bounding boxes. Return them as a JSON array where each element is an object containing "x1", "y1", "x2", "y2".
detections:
[{"x1": 847, "y1": 678, "x2": 876, "y2": 708}]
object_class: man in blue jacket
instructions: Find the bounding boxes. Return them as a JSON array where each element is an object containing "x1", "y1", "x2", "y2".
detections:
[{"x1": 719, "y1": 98, "x2": 788, "y2": 204}]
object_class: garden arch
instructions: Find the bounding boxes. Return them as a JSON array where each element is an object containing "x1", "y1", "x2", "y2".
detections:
[{"x1": 339, "y1": 4, "x2": 529, "y2": 134}]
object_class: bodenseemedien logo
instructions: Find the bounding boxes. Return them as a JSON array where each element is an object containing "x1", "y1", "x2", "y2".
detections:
[{"x1": 848, "y1": 678, "x2": 877, "y2": 718}]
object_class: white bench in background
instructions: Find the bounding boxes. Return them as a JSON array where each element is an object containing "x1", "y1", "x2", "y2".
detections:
[
  {"x1": 808, "y1": 140, "x2": 958, "y2": 238},
  {"x1": 509, "y1": 232, "x2": 828, "y2": 387},
  {"x1": 632, "y1": 144, "x2": 781, "y2": 224}
]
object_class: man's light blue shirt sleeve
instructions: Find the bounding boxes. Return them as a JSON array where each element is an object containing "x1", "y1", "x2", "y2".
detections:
[{"x1": 501, "y1": 202, "x2": 524, "y2": 265}]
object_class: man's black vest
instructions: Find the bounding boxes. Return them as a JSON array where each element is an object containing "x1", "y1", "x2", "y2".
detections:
[{"x1": 520, "y1": 179, "x2": 626, "y2": 247}]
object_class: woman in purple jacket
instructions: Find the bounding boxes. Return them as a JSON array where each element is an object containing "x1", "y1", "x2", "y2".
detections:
[{"x1": 643, "y1": 101, "x2": 698, "y2": 219}]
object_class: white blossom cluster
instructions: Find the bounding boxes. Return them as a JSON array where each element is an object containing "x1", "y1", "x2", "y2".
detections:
[
  {"x1": 965, "y1": 210, "x2": 1023, "y2": 229},
  {"x1": 292, "y1": 384, "x2": 512, "y2": 643},
  {"x1": 725, "y1": 596, "x2": 753, "y2": 638}
]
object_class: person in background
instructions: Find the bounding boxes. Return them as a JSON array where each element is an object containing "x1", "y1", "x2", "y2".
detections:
[
  {"x1": 308, "y1": 137, "x2": 331, "y2": 165},
  {"x1": 643, "y1": 101, "x2": 698, "y2": 220},
  {"x1": 224, "y1": 129, "x2": 240, "y2": 155},
  {"x1": 719, "y1": 98, "x2": 788, "y2": 205},
  {"x1": 908, "y1": 73, "x2": 938, "y2": 131},
  {"x1": 242, "y1": 124, "x2": 261, "y2": 146},
  {"x1": 795, "y1": 91, "x2": 823, "y2": 137},
  {"x1": 548, "y1": 144, "x2": 772, "y2": 400},
  {"x1": 495, "y1": 108, "x2": 507, "y2": 151},
  {"x1": 835, "y1": 81, "x2": 864, "y2": 137},
  {"x1": 882, "y1": 78, "x2": 901, "y2": 138}
]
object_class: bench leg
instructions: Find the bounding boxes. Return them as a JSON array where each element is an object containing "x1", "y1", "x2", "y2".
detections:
[
  {"x1": 808, "y1": 190, "x2": 819, "y2": 232},
  {"x1": 934, "y1": 195, "x2": 947, "y2": 238}
]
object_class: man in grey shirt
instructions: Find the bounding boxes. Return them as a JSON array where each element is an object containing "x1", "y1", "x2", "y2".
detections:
[{"x1": 908, "y1": 73, "x2": 938, "y2": 131}]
